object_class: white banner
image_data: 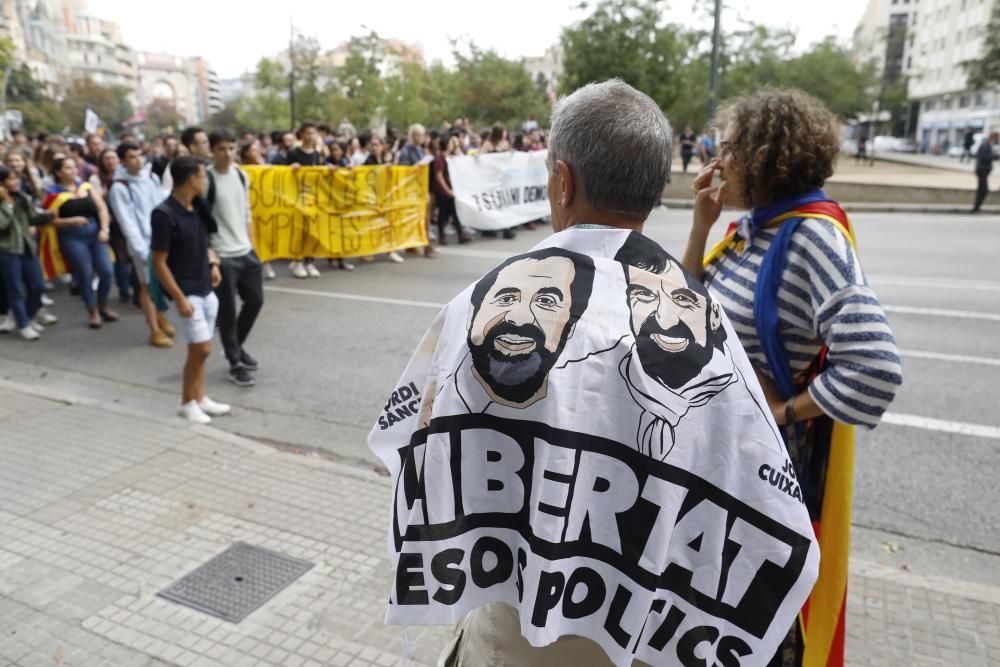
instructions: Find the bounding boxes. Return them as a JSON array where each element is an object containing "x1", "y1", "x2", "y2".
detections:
[
  {"x1": 369, "y1": 228, "x2": 819, "y2": 667},
  {"x1": 448, "y1": 150, "x2": 549, "y2": 231}
]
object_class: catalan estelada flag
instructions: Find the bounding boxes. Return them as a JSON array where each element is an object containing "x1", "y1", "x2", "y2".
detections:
[{"x1": 705, "y1": 193, "x2": 855, "y2": 667}]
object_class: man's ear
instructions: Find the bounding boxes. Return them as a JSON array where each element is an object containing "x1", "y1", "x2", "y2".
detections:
[
  {"x1": 567, "y1": 320, "x2": 577, "y2": 340},
  {"x1": 710, "y1": 302, "x2": 723, "y2": 331},
  {"x1": 467, "y1": 304, "x2": 475, "y2": 332},
  {"x1": 556, "y1": 159, "x2": 574, "y2": 208}
]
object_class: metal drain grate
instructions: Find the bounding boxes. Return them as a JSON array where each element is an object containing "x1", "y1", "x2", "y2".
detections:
[{"x1": 158, "y1": 542, "x2": 314, "y2": 623}]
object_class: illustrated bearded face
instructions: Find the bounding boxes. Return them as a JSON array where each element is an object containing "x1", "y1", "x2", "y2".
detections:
[
  {"x1": 627, "y1": 262, "x2": 723, "y2": 390},
  {"x1": 469, "y1": 256, "x2": 576, "y2": 404}
]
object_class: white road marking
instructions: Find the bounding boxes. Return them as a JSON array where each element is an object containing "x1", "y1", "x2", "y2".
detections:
[
  {"x1": 436, "y1": 247, "x2": 512, "y2": 260},
  {"x1": 881, "y1": 413, "x2": 1000, "y2": 440},
  {"x1": 438, "y1": 248, "x2": 1000, "y2": 295},
  {"x1": 883, "y1": 305, "x2": 1000, "y2": 322},
  {"x1": 264, "y1": 286, "x2": 445, "y2": 310},
  {"x1": 869, "y1": 275, "x2": 1000, "y2": 293},
  {"x1": 898, "y1": 349, "x2": 1000, "y2": 367}
]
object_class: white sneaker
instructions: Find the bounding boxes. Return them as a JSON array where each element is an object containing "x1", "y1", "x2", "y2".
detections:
[
  {"x1": 263, "y1": 263, "x2": 276, "y2": 280},
  {"x1": 30, "y1": 321, "x2": 45, "y2": 333},
  {"x1": 178, "y1": 400, "x2": 212, "y2": 424},
  {"x1": 0, "y1": 315, "x2": 14, "y2": 334},
  {"x1": 305, "y1": 263, "x2": 321, "y2": 278},
  {"x1": 35, "y1": 308, "x2": 58, "y2": 325},
  {"x1": 388, "y1": 251, "x2": 405, "y2": 264},
  {"x1": 289, "y1": 261, "x2": 308, "y2": 279},
  {"x1": 18, "y1": 326, "x2": 40, "y2": 341},
  {"x1": 198, "y1": 396, "x2": 231, "y2": 416},
  {"x1": 41, "y1": 294, "x2": 54, "y2": 307}
]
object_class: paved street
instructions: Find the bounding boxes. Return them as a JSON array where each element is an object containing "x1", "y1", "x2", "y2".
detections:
[{"x1": 1, "y1": 207, "x2": 999, "y2": 665}]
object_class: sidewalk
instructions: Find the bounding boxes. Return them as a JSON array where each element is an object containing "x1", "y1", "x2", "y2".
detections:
[{"x1": 1, "y1": 382, "x2": 998, "y2": 667}]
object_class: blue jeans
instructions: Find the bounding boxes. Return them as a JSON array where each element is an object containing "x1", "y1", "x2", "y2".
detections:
[
  {"x1": 58, "y1": 222, "x2": 113, "y2": 309},
  {"x1": 0, "y1": 249, "x2": 46, "y2": 329}
]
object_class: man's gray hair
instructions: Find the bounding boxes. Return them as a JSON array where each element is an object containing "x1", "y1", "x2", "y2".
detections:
[{"x1": 548, "y1": 79, "x2": 672, "y2": 220}]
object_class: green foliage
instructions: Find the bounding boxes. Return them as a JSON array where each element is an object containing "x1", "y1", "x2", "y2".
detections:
[
  {"x1": 60, "y1": 76, "x2": 134, "y2": 133},
  {"x1": 338, "y1": 31, "x2": 384, "y2": 129},
  {"x1": 560, "y1": 0, "x2": 880, "y2": 127},
  {"x1": 238, "y1": 58, "x2": 291, "y2": 130},
  {"x1": 964, "y1": 0, "x2": 1000, "y2": 89},
  {"x1": 233, "y1": 31, "x2": 547, "y2": 134},
  {"x1": 779, "y1": 39, "x2": 878, "y2": 119},
  {"x1": 451, "y1": 42, "x2": 550, "y2": 128},
  {"x1": 559, "y1": 0, "x2": 691, "y2": 117},
  {"x1": 0, "y1": 38, "x2": 68, "y2": 133},
  {"x1": 291, "y1": 35, "x2": 330, "y2": 123}
]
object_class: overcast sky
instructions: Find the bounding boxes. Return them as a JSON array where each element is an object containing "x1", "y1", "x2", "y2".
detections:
[{"x1": 88, "y1": 0, "x2": 871, "y2": 80}]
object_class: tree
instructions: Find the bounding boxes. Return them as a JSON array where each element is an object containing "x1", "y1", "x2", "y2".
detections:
[
  {"x1": 780, "y1": 39, "x2": 877, "y2": 119},
  {"x1": 0, "y1": 38, "x2": 67, "y2": 133},
  {"x1": 290, "y1": 34, "x2": 330, "y2": 123},
  {"x1": 382, "y1": 60, "x2": 433, "y2": 130},
  {"x1": 964, "y1": 0, "x2": 1000, "y2": 89},
  {"x1": 338, "y1": 31, "x2": 385, "y2": 129},
  {"x1": 451, "y1": 42, "x2": 550, "y2": 128},
  {"x1": 559, "y1": 0, "x2": 691, "y2": 119},
  {"x1": 237, "y1": 57, "x2": 291, "y2": 130},
  {"x1": 60, "y1": 76, "x2": 134, "y2": 133},
  {"x1": 146, "y1": 99, "x2": 183, "y2": 130}
]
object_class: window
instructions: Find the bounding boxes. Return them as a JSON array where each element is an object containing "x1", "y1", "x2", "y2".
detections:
[
  {"x1": 907, "y1": 56, "x2": 913, "y2": 69},
  {"x1": 975, "y1": 92, "x2": 986, "y2": 106},
  {"x1": 959, "y1": 95, "x2": 970, "y2": 108}
]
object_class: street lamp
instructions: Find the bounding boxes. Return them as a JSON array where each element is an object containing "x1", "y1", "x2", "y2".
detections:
[{"x1": 708, "y1": 0, "x2": 722, "y2": 120}]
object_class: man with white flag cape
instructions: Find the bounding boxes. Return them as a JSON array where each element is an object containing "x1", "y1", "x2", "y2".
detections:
[{"x1": 368, "y1": 80, "x2": 819, "y2": 667}]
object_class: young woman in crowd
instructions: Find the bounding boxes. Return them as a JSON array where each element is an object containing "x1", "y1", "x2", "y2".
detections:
[
  {"x1": 328, "y1": 142, "x2": 349, "y2": 167},
  {"x1": 681, "y1": 89, "x2": 902, "y2": 667},
  {"x1": 95, "y1": 147, "x2": 135, "y2": 304},
  {"x1": 480, "y1": 122, "x2": 510, "y2": 153},
  {"x1": 44, "y1": 156, "x2": 117, "y2": 328},
  {"x1": 239, "y1": 140, "x2": 266, "y2": 167},
  {"x1": 358, "y1": 135, "x2": 406, "y2": 265},
  {"x1": 432, "y1": 135, "x2": 471, "y2": 245},
  {"x1": 363, "y1": 136, "x2": 388, "y2": 165},
  {"x1": 4, "y1": 150, "x2": 43, "y2": 202},
  {"x1": 0, "y1": 164, "x2": 56, "y2": 340}
]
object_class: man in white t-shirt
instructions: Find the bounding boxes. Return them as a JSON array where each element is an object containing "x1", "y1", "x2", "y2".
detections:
[{"x1": 206, "y1": 128, "x2": 264, "y2": 388}]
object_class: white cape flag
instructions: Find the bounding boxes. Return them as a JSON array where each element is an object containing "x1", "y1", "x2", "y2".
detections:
[{"x1": 368, "y1": 227, "x2": 819, "y2": 667}]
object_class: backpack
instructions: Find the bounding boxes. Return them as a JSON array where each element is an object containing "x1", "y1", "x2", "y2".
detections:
[{"x1": 205, "y1": 168, "x2": 248, "y2": 208}]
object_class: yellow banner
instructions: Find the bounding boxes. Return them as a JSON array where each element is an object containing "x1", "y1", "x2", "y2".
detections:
[{"x1": 245, "y1": 165, "x2": 429, "y2": 261}]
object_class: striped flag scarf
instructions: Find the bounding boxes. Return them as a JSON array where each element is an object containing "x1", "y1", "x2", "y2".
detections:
[{"x1": 705, "y1": 189, "x2": 856, "y2": 667}]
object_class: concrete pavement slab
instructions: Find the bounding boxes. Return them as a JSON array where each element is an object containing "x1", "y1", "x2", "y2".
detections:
[{"x1": 2, "y1": 384, "x2": 1000, "y2": 666}]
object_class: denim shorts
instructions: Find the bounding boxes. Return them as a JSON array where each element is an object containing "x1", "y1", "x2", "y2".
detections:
[{"x1": 173, "y1": 292, "x2": 219, "y2": 344}]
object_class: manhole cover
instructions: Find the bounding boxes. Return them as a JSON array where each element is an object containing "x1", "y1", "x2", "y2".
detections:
[{"x1": 158, "y1": 542, "x2": 314, "y2": 623}]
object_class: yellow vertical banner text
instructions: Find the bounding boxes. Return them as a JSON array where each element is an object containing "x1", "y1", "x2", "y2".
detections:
[{"x1": 245, "y1": 165, "x2": 429, "y2": 261}]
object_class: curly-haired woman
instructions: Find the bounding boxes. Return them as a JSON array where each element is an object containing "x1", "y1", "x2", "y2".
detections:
[{"x1": 681, "y1": 90, "x2": 903, "y2": 667}]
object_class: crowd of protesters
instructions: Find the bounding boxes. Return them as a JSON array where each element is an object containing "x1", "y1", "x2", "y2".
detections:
[{"x1": 0, "y1": 116, "x2": 549, "y2": 420}]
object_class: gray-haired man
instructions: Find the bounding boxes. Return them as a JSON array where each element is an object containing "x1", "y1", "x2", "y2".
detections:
[{"x1": 441, "y1": 79, "x2": 675, "y2": 665}]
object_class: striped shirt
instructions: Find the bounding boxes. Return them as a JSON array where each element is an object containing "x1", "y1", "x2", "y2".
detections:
[{"x1": 703, "y1": 217, "x2": 902, "y2": 428}]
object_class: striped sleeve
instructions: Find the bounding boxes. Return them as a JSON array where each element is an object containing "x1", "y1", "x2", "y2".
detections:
[{"x1": 795, "y1": 221, "x2": 902, "y2": 427}]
